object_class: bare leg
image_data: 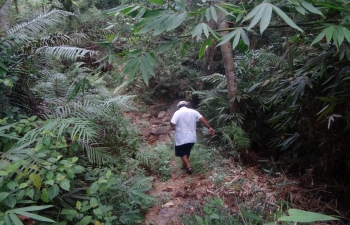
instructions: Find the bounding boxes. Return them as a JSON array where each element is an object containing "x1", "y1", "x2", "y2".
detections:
[{"x1": 181, "y1": 155, "x2": 191, "y2": 169}]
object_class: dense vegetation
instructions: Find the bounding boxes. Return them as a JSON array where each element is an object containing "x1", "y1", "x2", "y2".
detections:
[{"x1": 0, "y1": 0, "x2": 349, "y2": 224}]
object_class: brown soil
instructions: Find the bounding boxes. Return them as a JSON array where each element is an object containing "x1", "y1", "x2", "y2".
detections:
[{"x1": 144, "y1": 167, "x2": 209, "y2": 225}]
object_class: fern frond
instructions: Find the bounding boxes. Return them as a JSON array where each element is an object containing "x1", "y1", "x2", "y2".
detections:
[
  {"x1": 6, "y1": 10, "x2": 74, "y2": 37},
  {"x1": 35, "y1": 46, "x2": 98, "y2": 61}
]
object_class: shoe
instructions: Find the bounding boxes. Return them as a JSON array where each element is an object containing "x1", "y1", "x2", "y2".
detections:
[{"x1": 186, "y1": 167, "x2": 193, "y2": 175}]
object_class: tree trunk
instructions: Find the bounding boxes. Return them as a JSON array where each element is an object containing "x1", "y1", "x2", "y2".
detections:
[
  {"x1": 217, "y1": 2, "x2": 239, "y2": 113},
  {"x1": 0, "y1": 0, "x2": 12, "y2": 32}
]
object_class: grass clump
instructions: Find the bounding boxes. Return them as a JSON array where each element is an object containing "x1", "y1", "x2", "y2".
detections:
[{"x1": 136, "y1": 143, "x2": 173, "y2": 181}]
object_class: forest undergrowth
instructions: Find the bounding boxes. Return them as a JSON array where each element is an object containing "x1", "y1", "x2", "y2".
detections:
[{"x1": 130, "y1": 105, "x2": 347, "y2": 225}]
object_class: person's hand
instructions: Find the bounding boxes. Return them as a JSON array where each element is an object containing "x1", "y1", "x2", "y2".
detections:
[{"x1": 209, "y1": 127, "x2": 215, "y2": 136}]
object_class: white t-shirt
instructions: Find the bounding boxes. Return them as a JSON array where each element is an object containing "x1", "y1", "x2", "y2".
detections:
[{"x1": 171, "y1": 107, "x2": 203, "y2": 146}]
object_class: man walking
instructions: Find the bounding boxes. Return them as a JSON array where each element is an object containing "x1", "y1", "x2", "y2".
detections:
[{"x1": 170, "y1": 101, "x2": 215, "y2": 174}]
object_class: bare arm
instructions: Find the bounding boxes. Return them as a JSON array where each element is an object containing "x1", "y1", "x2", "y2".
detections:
[{"x1": 199, "y1": 117, "x2": 215, "y2": 136}]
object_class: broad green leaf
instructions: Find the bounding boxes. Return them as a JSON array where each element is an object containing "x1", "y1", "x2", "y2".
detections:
[
  {"x1": 0, "y1": 67, "x2": 7, "y2": 76},
  {"x1": 175, "y1": 0, "x2": 186, "y2": 11},
  {"x1": 206, "y1": 8, "x2": 212, "y2": 22},
  {"x1": 260, "y1": 5, "x2": 272, "y2": 34},
  {"x1": 9, "y1": 213, "x2": 23, "y2": 225},
  {"x1": 326, "y1": 26, "x2": 334, "y2": 43},
  {"x1": 41, "y1": 188, "x2": 50, "y2": 202},
  {"x1": 25, "y1": 188, "x2": 34, "y2": 199},
  {"x1": 167, "y1": 13, "x2": 187, "y2": 31},
  {"x1": 236, "y1": 12, "x2": 244, "y2": 22},
  {"x1": 142, "y1": 55, "x2": 155, "y2": 76},
  {"x1": 301, "y1": 1, "x2": 323, "y2": 16},
  {"x1": 19, "y1": 183, "x2": 28, "y2": 189},
  {"x1": 67, "y1": 169, "x2": 75, "y2": 179},
  {"x1": 192, "y1": 23, "x2": 203, "y2": 41},
  {"x1": 61, "y1": 209, "x2": 77, "y2": 215},
  {"x1": 332, "y1": 27, "x2": 339, "y2": 49},
  {"x1": 90, "y1": 197, "x2": 98, "y2": 208},
  {"x1": 29, "y1": 173, "x2": 42, "y2": 189},
  {"x1": 336, "y1": 26, "x2": 345, "y2": 46},
  {"x1": 295, "y1": 5, "x2": 307, "y2": 15},
  {"x1": 77, "y1": 216, "x2": 92, "y2": 225},
  {"x1": 13, "y1": 211, "x2": 55, "y2": 223},
  {"x1": 248, "y1": 4, "x2": 266, "y2": 30},
  {"x1": 42, "y1": 136, "x2": 51, "y2": 146},
  {"x1": 272, "y1": 5, "x2": 303, "y2": 32},
  {"x1": 137, "y1": 14, "x2": 167, "y2": 34},
  {"x1": 243, "y1": 4, "x2": 263, "y2": 22},
  {"x1": 123, "y1": 5, "x2": 140, "y2": 15},
  {"x1": 59, "y1": 180, "x2": 70, "y2": 191},
  {"x1": 344, "y1": 27, "x2": 350, "y2": 43},
  {"x1": 145, "y1": 52, "x2": 158, "y2": 66},
  {"x1": 210, "y1": 6, "x2": 217, "y2": 22},
  {"x1": 148, "y1": 0, "x2": 165, "y2": 4},
  {"x1": 153, "y1": 14, "x2": 172, "y2": 36},
  {"x1": 278, "y1": 209, "x2": 339, "y2": 222},
  {"x1": 7, "y1": 160, "x2": 25, "y2": 173},
  {"x1": 90, "y1": 183, "x2": 99, "y2": 194},
  {"x1": 232, "y1": 30, "x2": 241, "y2": 49},
  {"x1": 202, "y1": 23, "x2": 209, "y2": 38},
  {"x1": 0, "y1": 192, "x2": 9, "y2": 201},
  {"x1": 4, "y1": 214, "x2": 12, "y2": 225},
  {"x1": 121, "y1": 58, "x2": 139, "y2": 76},
  {"x1": 3, "y1": 195, "x2": 16, "y2": 208},
  {"x1": 48, "y1": 184, "x2": 59, "y2": 200},
  {"x1": 0, "y1": 60, "x2": 7, "y2": 70},
  {"x1": 242, "y1": 211, "x2": 263, "y2": 221},
  {"x1": 207, "y1": 25, "x2": 219, "y2": 39},
  {"x1": 311, "y1": 28, "x2": 328, "y2": 46},
  {"x1": 140, "y1": 59, "x2": 149, "y2": 86},
  {"x1": 217, "y1": 29, "x2": 239, "y2": 46},
  {"x1": 199, "y1": 42, "x2": 207, "y2": 60},
  {"x1": 155, "y1": 40, "x2": 175, "y2": 52},
  {"x1": 135, "y1": 8, "x2": 146, "y2": 20},
  {"x1": 240, "y1": 29, "x2": 250, "y2": 46},
  {"x1": 0, "y1": 170, "x2": 9, "y2": 176},
  {"x1": 7, "y1": 181, "x2": 18, "y2": 191}
]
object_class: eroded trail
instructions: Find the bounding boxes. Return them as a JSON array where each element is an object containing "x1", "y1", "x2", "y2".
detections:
[
  {"x1": 127, "y1": 99, "x2": 344, "y2": 225},
  {"x1": 144, "y1": 165, "x2": 210, "y2": 225}
]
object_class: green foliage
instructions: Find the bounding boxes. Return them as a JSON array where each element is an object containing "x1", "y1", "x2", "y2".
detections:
[
  {"x1": 219, "y1": 123, "x2": 251, "y2": 155},
  {"x1": 136, "y1": 144, "x2": 172, "y2": 181},
  {"x1": 187, "y1": 145, "x2": 216, "y2": 175},
  {"x1": 183, "y1": 197, "x2": 238, "y2": 225},
  {"x1": 278, "y1": 209, "x2": 339, "y2": 223}
]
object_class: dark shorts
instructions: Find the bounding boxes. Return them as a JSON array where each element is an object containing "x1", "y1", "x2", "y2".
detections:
[{"x1": 175, "y1": 143, "x2": 194, "y2": 157}]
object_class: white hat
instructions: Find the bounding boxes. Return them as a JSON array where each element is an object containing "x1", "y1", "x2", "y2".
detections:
[{"x1": 177, "y1": 101, "x2": 188, "y2": 107}]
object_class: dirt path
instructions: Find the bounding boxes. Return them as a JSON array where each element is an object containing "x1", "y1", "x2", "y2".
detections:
[
  {"x1": 143, "y1": 157, "x2": 215, "y2": 225},
  {"x1": 129, "y1": 99, "x2": 347, "y2": 225}
]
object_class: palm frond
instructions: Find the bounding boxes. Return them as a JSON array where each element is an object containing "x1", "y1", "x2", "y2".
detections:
[
  {"x1": 85, "y1": 144, "x2": 118, "y2": 165},
  {"x1": 33, "y1": 73, "x2": 68, "y2": 99},
  {"x1": 20, "y1": 117, "x2": 98, "y2": 144},
  {"x1": 40, "y1": 32, "x2": 88, "y2": 46},
  {"x1": 6, "y1": 10, "x2": 74, "y2": 37},
  {"x1": 103, "y1": 96, "x2": 137, "y2": 112},
  {"x1": 38, "y1": 98, "x2": 101, "y2": 119},
  {"x1": 35, "y1": 46, "x2": 98, "y2": 61}
]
